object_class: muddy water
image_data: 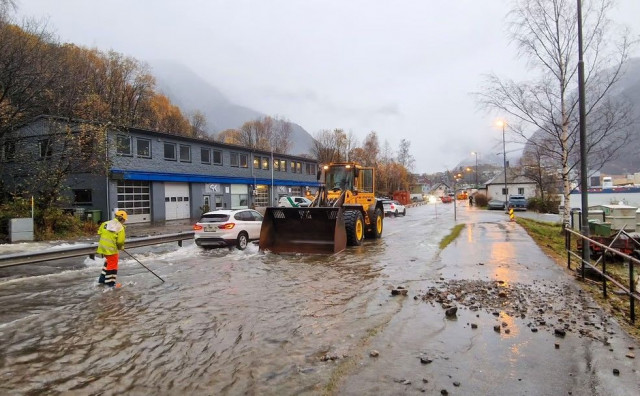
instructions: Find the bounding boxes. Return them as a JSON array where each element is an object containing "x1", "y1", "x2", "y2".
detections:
[{"x1": 0, "y1": 203, "x2": 459, "y2": 395}]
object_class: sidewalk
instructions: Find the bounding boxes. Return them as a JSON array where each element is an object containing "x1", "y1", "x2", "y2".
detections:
[{"x1": 339, "y1": 208, "x2": 640, "y2": 395}]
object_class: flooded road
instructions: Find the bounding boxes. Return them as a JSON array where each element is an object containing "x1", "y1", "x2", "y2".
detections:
[{"x1": 1, "y1": 203, "x2": 639, "y2": 395}]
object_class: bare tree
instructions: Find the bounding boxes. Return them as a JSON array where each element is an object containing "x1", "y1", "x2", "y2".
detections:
[
  {"x1": 476, "y1": 0, "x2": 635, "y2": 225},
  {"x1": 311, "y1": 129, "x2": 346, "y2": 164},
  {"x1": 190, "y1": 110, "x2": 208, "y2": 137},
  {"x1": 520, "y1": 139, "x2": 560, "y2": 202},
  {"x1": 397, "y1": 138, "x2": 415, "y2": 170}
]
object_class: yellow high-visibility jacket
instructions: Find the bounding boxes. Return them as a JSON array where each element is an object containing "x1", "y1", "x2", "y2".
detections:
[{"x1": 96, "y1": 219, "x2": 126, "y2": 255}]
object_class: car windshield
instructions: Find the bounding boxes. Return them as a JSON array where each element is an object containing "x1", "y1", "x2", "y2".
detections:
[{"x1": 199, "y1": 213, "x2": 230, "y2": 223}]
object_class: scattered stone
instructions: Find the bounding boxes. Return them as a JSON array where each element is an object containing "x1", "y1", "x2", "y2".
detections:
[
  {"x1": 493, "y1": 325, "x2": 501, "y2": 333},
  {"x1": 505, "y1": 329, "x2": 511, "y2": 334},
  {"x1": 613, "y1": 368, "x2": 620, "y2": 376},
  {"x1": 422, "y1": 378, "x2": 429, "y2": 383},
  {"x1": 555, "y1": 343, "x2": 560, "y2": 349},
  {"x1": 369, "y1": 350, "x2": 379, "y2": 357},
  {"x1": 453, "y1": 381, "x2": 461, "y2": 387},
  {"x1": 391, "y1": 288, "x2": 408, "y2": 296},
  {"x1": 531, "y1": 328, "x2": 538, "y2": 333},
  {"x1": 441, "y1": 390, "x2": 448, "y2": 395},
  {"x1": 625, "y1": 353, "x2": 635, "y2": 359},
  {"x1": 471, "y1": 323, "x2": 478, "y2": 329},
  {"x1": 492, "y1": 311, "x2": 500, "y2": 317},
  {"x1": 539, "y1": 320, "x2": 546, "y2": 326},
  {"x1": 445, "y1": 307, "x2": 458, "y2": 318},
  {"x1": 502, "y1": 321, "x2": 508, "y2": 328},
  {"x1": 420, "y1": 357, "x2": 433, "y2": 364},
  {"x1": 555, "y1": 328, "x2": 566, "y2": 337}
]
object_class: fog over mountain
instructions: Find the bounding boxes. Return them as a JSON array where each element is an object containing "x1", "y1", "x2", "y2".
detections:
[
  {"x1": 522, "y1": 57, "x2": 640, "y2": 175},
  {"x1": 151, "y1": 60, "x2": 315, "y2": 157}
]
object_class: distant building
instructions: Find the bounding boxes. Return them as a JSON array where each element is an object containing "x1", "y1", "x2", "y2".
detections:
[{"x1": 484, "y1": 169, "x2": 537, "y2": 200}]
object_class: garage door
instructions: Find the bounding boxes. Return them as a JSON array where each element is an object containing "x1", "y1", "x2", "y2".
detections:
[
  {"x1": 116, "y1": 180, "x2": 151, "y2": 224},
  {"x1": 165, "y1": 182, "x2": 190, "y2": 220}
]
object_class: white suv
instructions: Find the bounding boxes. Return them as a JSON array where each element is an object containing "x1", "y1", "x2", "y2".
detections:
[
  {"x1": 278, "y1": 196, "x2": 312, "y2": 207},
  {"x1": 193, "y1": 209, "x2": 264, "y2": 250}
]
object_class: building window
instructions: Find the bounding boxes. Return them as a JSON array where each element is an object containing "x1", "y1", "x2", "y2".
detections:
[
  {"x1": 179, "y1": 144, "x2": 191, "y2": 162},
  {"x1": 501, "y1": 188, "x2": 508, "y2": 195},
  {"x1": 137, "y1": 138, "x2": 151, "y2": 158},
  {"x1": 116, "y1": 135, "x2": 132, "y2": 156},
  {"x1": 39, "y1": 139, "x2": 52, "y2": 159},
  {"x1": 518, "y1": 187, "x2": 524, "y2": 195},
  {"x1": 2, "y1": 140, "x2": 15, "y2": 162},
  {"x1": 253, "y1": 156, "x2": 260, "y2": 169},
  {"x1": 201, "y1": 148, "x2": 211, "y2": 164},
  {"x1": 262, "y1": 157, "x2": 269, "y2": 170},
  {"x1": 240, "y1": 153, "x2": 248, "y2": 168},
  {"x1": 296, "y1": 162, "x2": 301, "y2": 173},
  {"x1": 230, "y1": 152, "x2": 239, "y2": 167},
  {"x1": 290, "y1": 161, "x2": 295, "y2": 173},
  {"x1": 280, "y1": 160, "x2": 287, "y2": 172},
  {"x1": 306, "y1": 163, "x2": 316, "y2": 175},
  {"x1": 273, "y1": 159, "x2": 280, "y2": 171},
  {"x1": 163, "y1": 143, "x2": 176, "y2": 160},
  {"x1": 73, "y1": 189, "x2": 92, "y2": 206},
  {"x1": 213, "y1": 150, "x2": 222, "y2": 165}
]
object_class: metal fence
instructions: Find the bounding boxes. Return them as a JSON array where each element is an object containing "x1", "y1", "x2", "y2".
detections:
[
  {"x1": 0, "y1": 232, "x2": 195, "y2": 269},
  {"x1": 565, "y1": 228, "x2": 640, "y2": 324}
]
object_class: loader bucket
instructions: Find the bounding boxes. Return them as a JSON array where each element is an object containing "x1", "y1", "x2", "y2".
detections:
[{"x1": 259, "y1": 207, "x2": 347, "y2": 254}]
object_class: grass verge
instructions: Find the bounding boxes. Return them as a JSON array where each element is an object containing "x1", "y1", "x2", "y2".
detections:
[
  {"x1": 439, "y1": 223, "x2": 465, "y2": 250},
  {"x1": 516, "y1": 217, "x2": 640, "y2": 341}
]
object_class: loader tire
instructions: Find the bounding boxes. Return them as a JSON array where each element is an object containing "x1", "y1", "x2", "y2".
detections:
[
  {"x1": 365, "y1": 207, "x2": 383, "y2": 239},
  {"x1": 345, "y1": 210, "x2": 364, "y2": 246}
]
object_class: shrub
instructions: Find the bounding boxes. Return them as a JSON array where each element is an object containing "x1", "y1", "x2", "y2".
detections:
[
  {"x1": 474, "y1": 193, "x2": 488, "y2": 207},
  {"x1": 527, "y1": 196, "x2": 560, "y2": 214}
]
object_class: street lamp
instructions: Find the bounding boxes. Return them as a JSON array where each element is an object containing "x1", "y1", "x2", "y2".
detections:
[
  {"x1": 453, "y1": 173, "x2": 462, "y2": 221},
  {"x1": 496, "y1": 120, "x2": 508, "y2": 212},
  {"x1": 471, "y1": 151, "x2": 479, "y2": 188}
]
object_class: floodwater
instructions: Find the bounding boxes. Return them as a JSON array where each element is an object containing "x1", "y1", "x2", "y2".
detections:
[
  {"x1": 0, "y1": 203, "x2": 454, "y2": 395},
  {"x1": 2, "y1": 203, "x2": 640, "y2": 395}
]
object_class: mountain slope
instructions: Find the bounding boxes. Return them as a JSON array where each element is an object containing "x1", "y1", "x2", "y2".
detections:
[{"x1": 150, "y1": 60, "x2": 315, "y2": 156}]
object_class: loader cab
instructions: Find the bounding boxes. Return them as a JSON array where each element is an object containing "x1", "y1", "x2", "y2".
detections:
[{"x1": 326, "y1": 164, "x2": 355, "y2": 192}]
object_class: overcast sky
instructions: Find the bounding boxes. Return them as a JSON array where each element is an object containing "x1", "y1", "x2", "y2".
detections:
[{"x1": 15, "y1": 0, "x2": 640, "y2": 174}]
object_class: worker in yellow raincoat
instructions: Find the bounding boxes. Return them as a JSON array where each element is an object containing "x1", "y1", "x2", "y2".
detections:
[{"x1": 97, "y1": 210, "x2": 127, "y2": 287}]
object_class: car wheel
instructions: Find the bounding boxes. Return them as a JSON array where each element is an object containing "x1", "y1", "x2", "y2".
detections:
[
  {"x1": 402, "y1": 209, "x2": 406, "y2": 216},
  {"x1": 394, "y1": 210, "x2": 398, "y2": 217},
  {"x1": 236, "y1": 232, "x2": 249, "y2": 250}
]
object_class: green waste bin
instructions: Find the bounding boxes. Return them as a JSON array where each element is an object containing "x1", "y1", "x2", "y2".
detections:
[{"x1": 86, "y1": 209, "x2": 102, "y2": 223}]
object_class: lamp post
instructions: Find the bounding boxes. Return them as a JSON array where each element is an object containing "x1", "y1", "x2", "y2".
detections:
[
  {"x1": 471, "y1": 151, "x2": 479, "y2": 188},
  {"x1": 497, "y1": 120, "x2": 508, "y2": 212},
  {"x1": 453, "y1": 173, "x2": 462, "y2": 221}
]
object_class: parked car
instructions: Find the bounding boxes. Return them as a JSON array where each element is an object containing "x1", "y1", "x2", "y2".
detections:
[
  {"x1": 193, "y1": 209, "x2": 264, "y2": 250},
  {"x1": 508, "y1": 194, "x2": 528, "y2": 211},
  {"x1": 487, "y1": 199, "x2": 506, "y2": 210},
  {"x1": 278, "y1": 196, "x2": 313, "y2": 207},
  {"x1": 382, "y1": 199, "x2": 406, "y2": 216},
  {"x1": 440, "y1": 195, "x2": 453, "y2": 203}
]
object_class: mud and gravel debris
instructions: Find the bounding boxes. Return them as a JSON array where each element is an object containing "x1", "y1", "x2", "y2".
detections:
[{"x1": 417, "y1": 279, "x2": 614, "y2": 341}]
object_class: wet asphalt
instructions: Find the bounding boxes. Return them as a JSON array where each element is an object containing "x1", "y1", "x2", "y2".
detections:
[{"x1": 1, "y1": 203, "x2": 639, "y2": 395}]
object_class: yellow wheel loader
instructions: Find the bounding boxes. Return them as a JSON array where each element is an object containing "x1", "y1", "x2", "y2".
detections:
[{"x1": 259, "y1": 162, "x2": 384, "y2": 254}]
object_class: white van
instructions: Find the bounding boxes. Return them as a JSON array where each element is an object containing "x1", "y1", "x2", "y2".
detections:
[{"x1": 278, "y1": 196, "x2": 312, "y2": 207}]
